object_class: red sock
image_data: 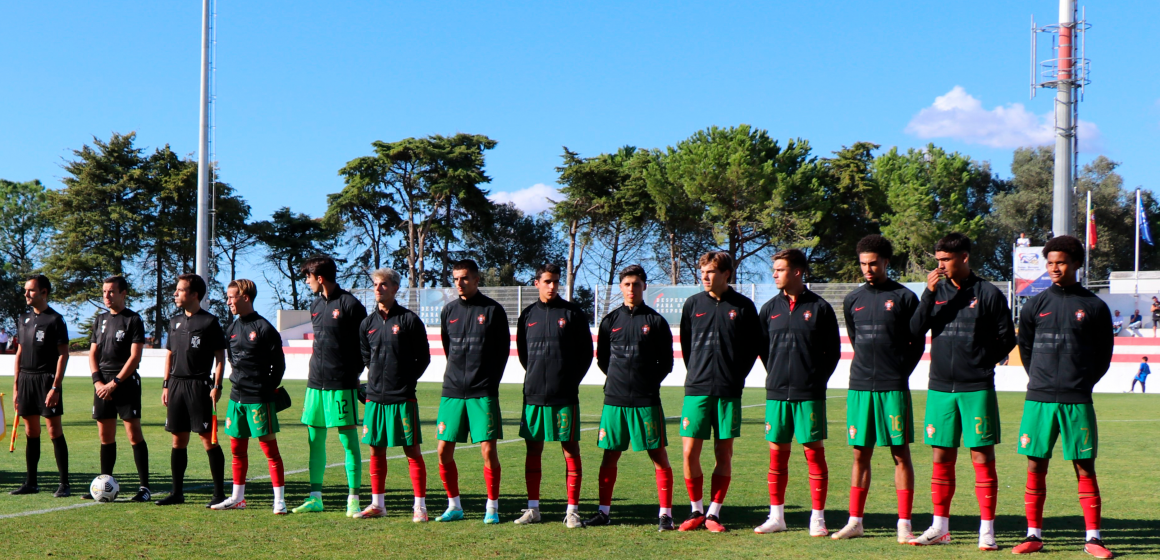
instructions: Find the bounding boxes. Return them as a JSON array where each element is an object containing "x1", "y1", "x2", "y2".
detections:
[
  {"x1": 1025, "y1": 470, "x2": 1047, "y2": 529},
  {"x1": 931, "y1": 461, "x2": 956, "y2": 517},
  {"x1": 656, "y1": 467, "x2": 673, "y2": 509},
  {"x1": 230, "y1": 437, "x2": 248, "y2": 486},
  {"x1": 1078, "y1": 474, "x2": 1101, "y2": 530},
  {"x1": 896, "y1": 489, "x2": 913, "y2": 520},
  {"x1": 598, "y1": 466, "x2": 617, "y2": 507},
  {"x1": 409, "y1": 456, "x2": 426, "y2": 498},
  {"x1": 258, "y1": 440, "x2": 284, "y2": 487},
  {"x1": 369, "y1": 447, "x2": 387, "y2": 495},
  {"x1": 685, "y1": 475, "x2": 704, "y2": 504},
  {"x1": 767, "y1": 447, "x2": 791, "y2": 506},
  {"x1": 850, "y1": 486, "x2": 868, "y2": 517},
  {"x1": 710, "y1": 474, "x2": 730, "y2": 504},
  {"x1": 439, "y1": 461, "x2": 459, "y2": 498},
  {"x1": 483, "y1": 466, "x2": 499, "y2": 500},
  {"x1": 565, "y1": 456, "x2": 582, "y2": 506},
  {"x1": 803, "y1": 447, "x2": 828, "y2": 510},
  {"x1": 973, "y1": 461, "x2": 997, "y2": 521},
  {"x1": 525, "y1": 454, "x2": 542, "y2": 501}
]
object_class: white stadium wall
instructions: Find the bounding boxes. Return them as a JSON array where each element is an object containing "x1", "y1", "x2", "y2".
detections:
[{"x1": 2, "y1": 327, "x2": 1148, "y2": 395}]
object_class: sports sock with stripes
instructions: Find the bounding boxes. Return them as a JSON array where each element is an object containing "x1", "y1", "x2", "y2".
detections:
[
  {"x1": 439, "y1": 461, "x2": 459, "y2": 500},
  {"x1": 338, "y1": 428, "x2": 361, "y2": 494},
  {"x1": 25, "y1": 436, "x2": 40, "y2": 485},
  {"x1": 803, "y1": 446, "x2": 828, "y2": 511},
  {"x1": 258, "y1": 439, "x2": 284, "y2": 489},
  {"x1": 973, "y1": 461, "x2": 997, "y2": 522},
  {"x1": 931, "y1": 461, "x2": 956, "y2": 518},
  {"x1": 565, "y1": 456, "x2": 582, "y2": 506},
  {"x1": 598, "y1": 466, "x2": 617, "y2": 508},
  {"x1": 100, "y1": 442, "x2": 116, "y2": 476},
  {"x1": 409, "y1": 456, "x2": 426, "y2": 499},
  {"x1": 132, "y1": 441, "x2": 150, "y2": 488},
  {"x1": 1078, "y1": 474, "x2": 1101, "y2": 536},
  {"x1": 767, "y1": 447, "x2": 790, "y2": 506},
  {"x1": 307, "y1": 426, "x2": 326, "y2": 493},
  {"x1": 1025, "y1": 470, "x2": 1046, "y2": 532},
  {"x1": 207, "y1": 444, "x2": 226, "y2": 498},
  {"x1": 51, "y1": 435, "x2": 68, "y2": 484},
  {"x1": 369, "y1": 446, "x2": 387, "y2": 496}
]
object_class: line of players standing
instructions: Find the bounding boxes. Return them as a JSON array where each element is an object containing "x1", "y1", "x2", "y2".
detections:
[{"x1": 7, "y1": 232, "x2": 1114, "y2": 557}]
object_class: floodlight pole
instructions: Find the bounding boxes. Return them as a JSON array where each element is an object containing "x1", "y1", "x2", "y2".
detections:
[
  {"x1": 1051, "y1": 0, "x2": 1075, "y2": 239},
  {"x1": 195, "y1": 0, "x2": 211, "y2": 278}
]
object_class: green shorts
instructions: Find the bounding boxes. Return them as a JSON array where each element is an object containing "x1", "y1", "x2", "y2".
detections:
[
  {"x1": 923, "y1": 389, "x2": 1000, "y2": 448},
  {"x1": 847, "y1": 390, "x2": 914, "y2": 447},
  {"x1": 597, "y1": 404, "x2": 667, "y2": 452},
  {"x1": 1016, "y1": 400, "x2": 1098, "y2": 460},
  {"x1": 764, "y1": 399, "x2": 827, "y2": 444},
  {"x1": 519, "y1": 403, "x2": 580, "y2": 442},
  {"x1": 362, "y1": 400, "x2": 422, "y2": 448},
  {"x1": 300, "y1": 387, "x2": 360, "y2": 428},
  {"x1": 679, "y1": 395, "x2": 741, "y2": 440},
  {"x1": 224, "y1": 400, "x2": 279, "y2": 439},
  {"x1": 435, "y1": 396, "x2": 503, "y2": 443}
]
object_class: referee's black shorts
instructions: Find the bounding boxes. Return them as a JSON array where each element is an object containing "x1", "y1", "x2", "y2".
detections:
[
  {"x1": 93, "y1": 374, "x2": 143, "y2": 421},
  {"x1": 165, "y1": 377, "x2": 213, "y2": 434},
  {"x1": 16, "y1": 373, "x2": 61, "y2": 418}
]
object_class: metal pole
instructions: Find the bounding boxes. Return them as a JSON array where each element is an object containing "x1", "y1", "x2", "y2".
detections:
[
  {"x1": 195, "y1": 0, "x2": 211, "y2": 278},
  {"x1": 1051, "y1": 0, "x2": 1075, "y2": 238},
  {"x1": 1136, "y1": 188, "x2": 1141, "y2": 298},
  {"x1": 1084, "y1": 190, "x2": 1091, "y2": 288}
]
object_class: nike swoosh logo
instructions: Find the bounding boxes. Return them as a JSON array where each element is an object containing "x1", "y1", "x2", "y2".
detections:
[
  {"x1": 230, "y1": 334, "x2": 237, "y2": 338},
  {"x1": 612, "y1": 328, "x2": 622, "y2": 332},
  {"x1": 528, "y1": 322, "x2": 538, "y2": 326},
  {"x1": 368, "y1": 329, "x2": 377, "y2": 335},
  {"x1": 935, "y1": 300, "x2": 948, "y2": 305},
  {"x1": 854, "y1": 307, "x2": 864, "y2": 312},
  {"x1": 311, "y1": 313, "x2": 319, "y2": 317},
  {"x1": 695, "y1": 313, "x2": 706, "y2": 317},
  {"x1": 1039, "y1": 312, "x2": 1052, "y2": 317},
  {"x1": 1080, "y1": 447, "x2": 1092, "y2": 452},
  {"x1": 769, "y1": 314, "x2": 781, "y2": 320},
  {"x1": 449, "y1": 319, "x2": 459, "y2": 323}
]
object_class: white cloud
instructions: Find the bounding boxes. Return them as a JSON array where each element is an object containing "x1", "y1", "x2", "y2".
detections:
[
  {"x1": 905, "y1": 86, "x2": 1102, "y2": 152},
  {"x1": 489, "y1": 183, "x2": 559, "y2": 215}
]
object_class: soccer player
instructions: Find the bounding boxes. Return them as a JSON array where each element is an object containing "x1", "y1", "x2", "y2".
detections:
[
  {"x1": 85, "y1": 275, "x2": 151, "y2": 502},
  {"x1": 354, "y1": 268, "x2": 431, "y2": 521},
  {"x1": 833, "y1": 236, "x2": 923, "y2": 542},
  {"x1": 1131, "y1": 357, "x2": 1149, "y2": 393},
  {"x1": 514, "y1": 263, "x2": 594, "y2": 528},
  {"x1": 294, "y1": 256, "x2": 368, "y2": 516},
  {"x1": 9, "y1": 274, "x2": 71, "y2": 497},
  {"x1": 211, "y1": 279, "x2": 288, "y2": 514},
  {"x1": 435, "y1": 259, "x2": 509, "y2": 524},
  {"x1": 582, "y1": 265, "x2": 675, "y2": 531},
  {"x1": 909, "y1": 233, "x2": 1015, "y2": 549},
  {"x1": 1012, "y1": 235, "x2": 1115, "y2": 558},
  {"x1": 754, "y1": 249, "x2": 840, "y2": 537},
  {"x1": 677, "y1": 251, "x2": 760, "y2": 533},
  {"x1": 156, "y1": 273, "x2": 228, "y2": 507}
]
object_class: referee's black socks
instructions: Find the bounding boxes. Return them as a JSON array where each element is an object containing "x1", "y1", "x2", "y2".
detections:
[
  {"x1": 51, "y1": 435, "x2": 68, "y2": 484},
  {"x1": 100, "y1": 442, "x2": 116, "y2": 476},
  {"x1": 133, "y1": 441, "x2": 150, "y2": 488},
  {"x1": 25, "y1": 436, "x2": 41, "y2": 485},
  {"x1": 171, "y1": 447, "x2": 188, "y2": 496},
  {"x1": 207, "y1": 445, "x2": 226, "y2": 498}
]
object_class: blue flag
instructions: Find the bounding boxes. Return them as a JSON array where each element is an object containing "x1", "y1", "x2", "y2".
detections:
[{"x1": 1140, "y1": 195, "x2": 1154, "y2": 246}]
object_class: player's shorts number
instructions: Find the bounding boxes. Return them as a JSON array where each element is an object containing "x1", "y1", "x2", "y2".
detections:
[
  {"x1": 890, "y1": 414, "x2": 904, "y2": 432},
  {"x1": 975, "y1": 416, "x2": 991, "y2": 435},
  {"x1": 1081, "y1": 427, "x2": 1090, "y2": 445}
]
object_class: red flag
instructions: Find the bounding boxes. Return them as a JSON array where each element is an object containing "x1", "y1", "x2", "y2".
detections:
[{"x1": 1088, "y1": 214, "x2": 1098, "y2": 248}]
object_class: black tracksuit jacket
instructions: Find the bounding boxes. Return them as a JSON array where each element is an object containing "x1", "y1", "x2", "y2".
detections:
[
  {"x1": 843, "y1": 280, "x2": 924, "y2": 392},
  {"x1": 758, "y1": 289, "x2": 841, "y2": 401},
  {"x1": 911, "y1": 272, "x2": 1016, "y2": 393},
  {"x1": 596, "y1": 303, "x2": 673, "y2": 407},
  {"x1": 1018, "y1": 283, "x2": 1114, "y2": 404},
  {"x1": 226, "y1": 312, "x2": 286, "y2": 404},
  {"x1": 307, "y1": 288, "x2": 369, "y2": 390},
  {"x1": 440, "y1": 292, "x2": 510, "y2": 399},
  {"x1": 679, "y1": 288, "x2": 761, "y2": 398},
  {"x1": 360, "y1": 302, "x2": 431, "y2": 405},
  {"x1": 517, "y1": 296, "x2": 593, "y2": 406}
]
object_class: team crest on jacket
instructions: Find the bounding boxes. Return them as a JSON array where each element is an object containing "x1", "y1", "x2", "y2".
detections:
[
  {"x1": 392, "y1": 324, "x2": 400, "y2": 334},
  {"x1": 884, "y1": 299, "x2": 894, "y2": 311},
  {"x1": 641, "y1": 324, "x2": 650, "y2": 335},
  {"x1": 190, "y1": 335, "x2": 201, "y2": 349},
  {"x1": 477, "y1": 314, "x2": 486, "y2": 325},
  {"x1": 332, "y1": 309, "x2": 340, "y2": 319},
  {"x1": 1020, "y1": 433, "x2": 1030, "y2": 448},
  {"x1": 248, "y1": 331, "x2": 257, "y2": 341},
  {"x1": 558, "y1": 318, "x2": 566, "y2": 328},
  {"x1": 926, "y1": 424, "x2": 936, "y2": 437},
  {"x1": 803, "y1": 310, "x2": 812, "y2": 321},
  {"x1": 1075, "y1": 310, "x2": 1085, "y2": 321},
  {"x1": 969, "y1": 298, "x2": 978, "y2": 309},
  {"x1": 728, "y1": 309, "x2": 737, "y2": 320}
]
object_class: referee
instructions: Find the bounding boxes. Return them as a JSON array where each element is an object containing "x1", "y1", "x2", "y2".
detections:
[
  {"x1": 10, "y1": 274, "x2": 71, "y2": 497},
  {"x1": 156, "y1": 273, "x2": 228, "y2": 507}
]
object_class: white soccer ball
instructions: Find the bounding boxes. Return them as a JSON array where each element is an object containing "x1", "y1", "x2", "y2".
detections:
[{"x1": 90, "y1": 474, "x2": 119, "y2": 503}]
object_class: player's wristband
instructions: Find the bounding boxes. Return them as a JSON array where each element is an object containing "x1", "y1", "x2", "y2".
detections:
[
  {"x1": 162, "y1": 380, "x2": 169, "y2": 389},
  {"x1": 91, "y1": 371, "x2": 102, "y2": 384}
]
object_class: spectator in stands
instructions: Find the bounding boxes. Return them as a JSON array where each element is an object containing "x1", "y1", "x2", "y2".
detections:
[
  {"x1": 1151, "y1": 297, "x2": 1160, "y2": 337},
  {"x1": 1132, "y1": 357, "x2": 1150, "y2": 393},
  {"x1": 1129, "y1": 310, "x2": 1144, "y2": 337},
  {"x1": 1112, "y1": 311, "x2": 1124, "y2": 336},
  {"x1": 0, "y1": 328, "x2": 8, "y2": 353}
]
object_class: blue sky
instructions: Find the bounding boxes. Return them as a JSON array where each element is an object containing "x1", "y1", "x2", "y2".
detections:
[{"x1": 4, "y1": 1, "x2": 1159, "y2": 313}]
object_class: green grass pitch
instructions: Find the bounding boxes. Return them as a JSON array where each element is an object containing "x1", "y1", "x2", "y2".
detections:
[{"x1": 0, "y1": 377, "x2": 1157, "y2": 559}]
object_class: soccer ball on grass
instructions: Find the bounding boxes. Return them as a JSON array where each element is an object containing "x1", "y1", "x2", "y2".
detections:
[{"x1": 90, "y1": 474, "x2": 119, "y2": 503}]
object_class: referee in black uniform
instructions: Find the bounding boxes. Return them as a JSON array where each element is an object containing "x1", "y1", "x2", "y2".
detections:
[
  {"x1": 156, "y1": 273, "x2": 228, "y2": 507},
  {"x1": 10, "y1": 274, "x2": 71, "y2": 497},
  {"x1": 85, "y1": 275, "x2": 151, "y2": 501}
]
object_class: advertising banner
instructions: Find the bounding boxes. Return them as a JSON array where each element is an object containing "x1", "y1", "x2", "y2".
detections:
[{"x1": 1014, "y1": 245, "x2": 1050, "y2": 296}]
